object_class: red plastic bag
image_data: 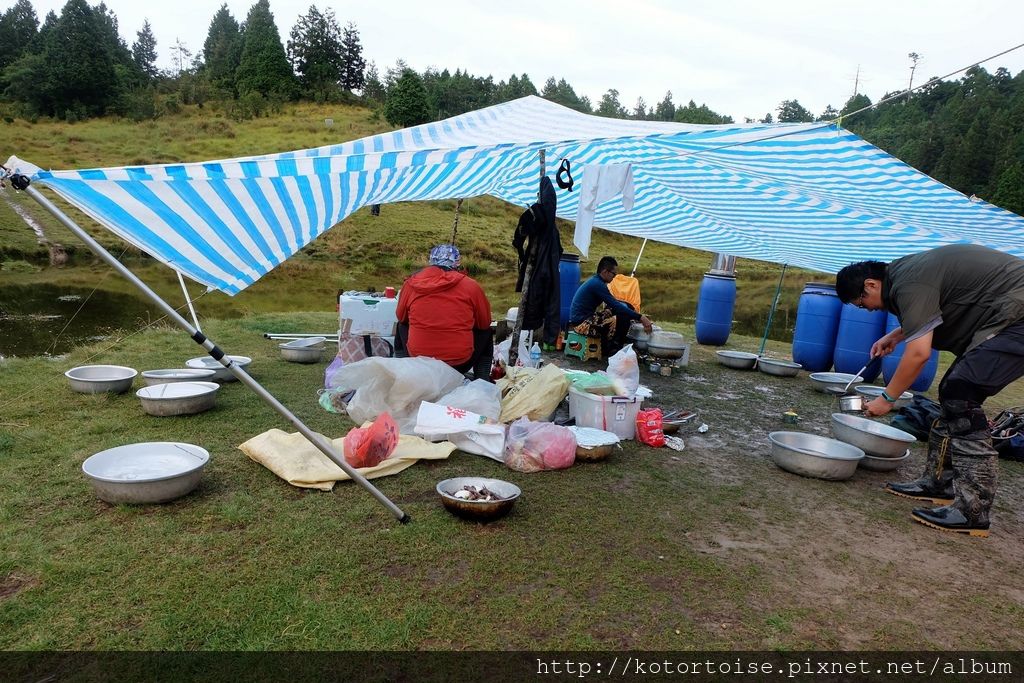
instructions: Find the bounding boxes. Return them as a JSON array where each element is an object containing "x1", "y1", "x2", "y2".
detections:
[
  {"x1": 636, "y1": 408, "x2": 665, "y2": 448},
  {"x1": 343, "y1": 412, "x2": 399, "y2": 468}
]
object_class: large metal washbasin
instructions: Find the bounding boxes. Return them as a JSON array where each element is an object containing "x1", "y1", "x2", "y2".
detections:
[
  {"x1": 768, "y1": 431, "x2": 864, "y2": 481},
  {"x1": 830, "y1": 413, "x2": 917, "y2": 457}
]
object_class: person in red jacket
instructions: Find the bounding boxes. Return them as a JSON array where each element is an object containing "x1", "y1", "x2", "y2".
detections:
[{"x1": 396, "y1": 244, "x2": 493, "y2": 379}]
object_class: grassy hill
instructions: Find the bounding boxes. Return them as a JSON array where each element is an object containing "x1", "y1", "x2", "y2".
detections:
[{"x1": 0, "y1": 102, "x2": 817, "y2": 342}]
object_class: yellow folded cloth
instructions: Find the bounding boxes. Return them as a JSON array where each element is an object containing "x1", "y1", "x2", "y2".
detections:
[{"x1": 239, "y1": 428, "x2": 456, "y2": 491}]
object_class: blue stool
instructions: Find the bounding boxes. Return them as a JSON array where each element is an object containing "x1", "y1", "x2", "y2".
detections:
[{"x1": 564, "y1": 331, "x2": 602, "y2": 362}]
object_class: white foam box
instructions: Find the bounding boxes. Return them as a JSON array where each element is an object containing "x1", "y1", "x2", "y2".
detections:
[
  {"x1": 568, "y1": 387, "x2": 642, "y2": 440},
  {"x1": 339, "y1": 294, "x2": 398, "y2": 337}
]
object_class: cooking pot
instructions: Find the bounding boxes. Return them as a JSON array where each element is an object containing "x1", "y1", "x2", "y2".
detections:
[
  {"x1": 626, "y1": 322, "x2": 663, "y2": 352},
  {"x1": 647, "y1": 330, "x2": 686, "y2": 359}
]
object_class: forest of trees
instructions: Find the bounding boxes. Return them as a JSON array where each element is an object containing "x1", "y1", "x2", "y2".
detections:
[{"x1": 1, "y1": 0, "x2": 1022, "y2": 214}]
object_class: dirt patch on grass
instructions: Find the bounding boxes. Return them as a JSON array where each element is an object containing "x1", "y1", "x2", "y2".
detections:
[
  {"x1": 0, "y1": 572, "x2": 40, "y2": 600},
  {"x1": 560, "y1": 342, "x2": 1024, "y2": 649}
]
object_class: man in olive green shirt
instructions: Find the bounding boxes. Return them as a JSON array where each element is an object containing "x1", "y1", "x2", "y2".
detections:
[{"x1": 836, "y1": 244, "x2": 1024, "y2": 537}]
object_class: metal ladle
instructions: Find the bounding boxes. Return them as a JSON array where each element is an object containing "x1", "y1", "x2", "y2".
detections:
[{"x1": 824, "y1": 356, "x2": 881, "y2": 397}]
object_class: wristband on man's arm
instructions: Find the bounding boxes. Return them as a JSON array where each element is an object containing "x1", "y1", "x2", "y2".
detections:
[{"x1": 881, "y1": 390, "x2": 898, "y2": 403}]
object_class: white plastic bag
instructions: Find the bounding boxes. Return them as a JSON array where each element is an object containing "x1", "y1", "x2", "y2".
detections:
[
  {"x1": 328, "y1": 357, "x2": 465, "y2": 433},
  {"x1": 437, "y1": 379, "x2": 502, "y2": 421},
  {"x1": 414, "y1": 402, "x2": 506, "y2": 461},
  {"x1": 606, "y1": 344, "x2": 640, "y2": 396}
]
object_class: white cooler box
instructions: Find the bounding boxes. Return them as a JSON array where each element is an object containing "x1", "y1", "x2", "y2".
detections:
[
  {"x1": 568, "y1": 387, "x2": 642, "y2": 440},
  {"x1": 339, "y1": 293, "x2": 398, "y2": 337}
]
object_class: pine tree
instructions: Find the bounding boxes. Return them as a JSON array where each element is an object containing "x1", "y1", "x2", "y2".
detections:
[
  {"x1": 632, "y1": 96, "x2": 648, "y2": 120},
  {"x1": 170, "y1": 38, "x2": 192, "y2": 77},
  {"x1": 0, "y1": 0, "x2": 38, "y2": 71},
  {"x1": 817, "y1": 104, "x2": 839, "y2": 121},
  {"x1": 361, "y1": 61, "x2": 385, "y2": 103},
  {"x1": 41, "y1": 0, "x2": 120, "y2": 117},
  {"x1": 287, "y1": 5, "x2": 343, "y2": 101},
  {"x1": 596, "y1": 89, "x2": 627, "y2": 118},
  {"x1": 675, "y1": 100, "x2": 733, "y2": 124},
  {"x1": 132, "y1": 19, "x2": 158, "y2": 80},
  {"x1": 383, "y1": 68, "x2": 429, "y2": 127},
  {"x1": 203, "y1": 4, "x2": 243, "y2": 95},
  {"x1": 235, "y1": 0, "x2": 294, "y2": 98},
  {"x1": 654, "y1": 91, "x2": 675, "y2": 121},
  {"x1": 541, "y1": 77, "x2": 589, "y2": 112},
  {"x1": 339, "y1": 22, "x2": 365, "y2": 92},
  {"x1": 991, "y1": 162, "x2": 1024, "y2": 216},
  {"x1": 776, "y1": 99, "x2": 814, "y2": 122}
]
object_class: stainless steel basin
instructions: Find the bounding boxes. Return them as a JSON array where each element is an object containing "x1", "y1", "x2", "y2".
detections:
[
  {"x1": 436, "y1": 477, "x2": 521, "y2": 522},
  {"x1": 768, "y1": 431, "x2": 864, "y2": 481},
  {"x1": 82, "y1": 442, "x2": 209, "y2": 504},
  {"x1": 279, "y1": 337, "x2": 326, "y2": 363},
  {"x1": 185, "y1": 355, "x2": 252, "y2": 382},
  {"x1": 808, "y1": 372, "x2": 864, "y2": 393},
  {"x1": 859, "y1": 449, "x2": 912, "y2": 472},
  {"x1": 757, "y1": 358, "x2": 802, "y2": 377},
  {"x1": 65, "y1": 365, "x2": 138, "y2": 394},
  {"x1": 136, "y1": 381, "x2": 219, "y2": 417},
  {"x1": 716, "y1": 350, "x2": 758, "y2": 370},
  {"x1": 853, "y1": 385, "x2": 914, "y2": 410},
  {"x1": 830, "y1": 412, "x2": 918, "y2": 457},
  {"x1": 141, "y1": 368, "x2": 217, "y2": 386}
]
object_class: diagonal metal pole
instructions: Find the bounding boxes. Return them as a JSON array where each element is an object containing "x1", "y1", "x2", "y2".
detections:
[
  {"x1": 758, "y1": 263, "x2": 788, "y2": 357},
  {"x1": 20, "y1": 181, "x2": 410, "y2": 523}
]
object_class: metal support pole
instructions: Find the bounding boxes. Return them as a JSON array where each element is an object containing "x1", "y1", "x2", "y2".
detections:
[
  {"x1": 508, "y1": 149, "x2": 545, "y2": 368},
  {"x1": 23, "y1": 183, "x2": 409, "y2": 524},
  {"x1": 631, "y1": 239, "x2": 648, "y2": 277},
  {"x1": 176, "y1": 270, "x2": 202, "y2": 332},
  {"x1": 758, "y1": 263, "x2": 788, "y2": 357}
]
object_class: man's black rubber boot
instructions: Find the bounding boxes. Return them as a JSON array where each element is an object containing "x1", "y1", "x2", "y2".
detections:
[
  {"x1": 885, "y1": 422, "x2": 953, "y2": 504},
  {"x1": 911, "y1": 433, "x2": 997, "y2": 538},
  {"x1": 911, "y1": 505, "x2": 990, "y2": 537}
]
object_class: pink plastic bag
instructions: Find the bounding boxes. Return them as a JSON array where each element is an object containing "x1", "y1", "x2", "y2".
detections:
[{"x1": 503, "y1": 417, "x2": 576, "y2": 472}]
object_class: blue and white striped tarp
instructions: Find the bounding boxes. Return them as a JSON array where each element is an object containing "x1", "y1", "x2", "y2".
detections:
[{"x1": 8, "y1": 95, "x2": 1024, "y2": 294}]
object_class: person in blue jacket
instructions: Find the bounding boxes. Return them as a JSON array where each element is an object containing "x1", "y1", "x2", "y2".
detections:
[{"x1": 568, "y1": 256, "x2": 653, "y2": 357}]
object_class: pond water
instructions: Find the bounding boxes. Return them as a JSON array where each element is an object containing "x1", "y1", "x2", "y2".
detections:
[
  {"x1": 1, "y1": 278, "x2": 798, "y2": 358},
  {"x1": 0, "y1": 283, "x2": 170, "y2": 358}
]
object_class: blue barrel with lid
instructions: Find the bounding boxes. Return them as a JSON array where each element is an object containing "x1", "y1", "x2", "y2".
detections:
[
  {"x1": 791, "y1": 283, "x2": 842, "y2": 372},
  {"x1": 695, "y1": 272, "x2": 736, "y2": 345},
  {"x1": 558, "y1": 254, "x2": 582, "y2": 328},
  {"x1": 833, "y1": 304, "x2": 887, "y2": 381},
  {"x1": 881, "y1": 313, "x2": 940, "y2": 391}
]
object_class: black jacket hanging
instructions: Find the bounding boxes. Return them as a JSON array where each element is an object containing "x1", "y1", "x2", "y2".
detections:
[{"x1": 512, "y1": 175, "x2": 562, "y2": 342}]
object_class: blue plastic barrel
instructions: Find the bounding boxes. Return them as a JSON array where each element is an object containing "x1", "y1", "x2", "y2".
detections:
[
  {"x1": 558, "y1": 254, "x2": 582, "y2": 328},
  {"x1": 833, "y1": 304, "x2": 887, "y2": 381},
  {"x1": 695, "y1": 272, "x2": 737, "y2": 345},
  {"x1": 881, "y1": 313, "x2": 940, "y2": 391},
  {"x1": 791, "y1": 283, "x2": 843, "y2": 372}
]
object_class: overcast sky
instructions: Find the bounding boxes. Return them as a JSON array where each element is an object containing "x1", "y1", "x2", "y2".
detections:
[{"x1": 17, "y1": 0, "x2": 1024, "y2": 122}]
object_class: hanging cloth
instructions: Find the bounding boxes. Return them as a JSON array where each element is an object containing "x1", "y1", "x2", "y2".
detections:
[
  {"x1": 573, "y1": 163, "x2": 635, "y2": 258},
  {"x1": 512, "y1": 176, "x2": 562, "y2": 342}
]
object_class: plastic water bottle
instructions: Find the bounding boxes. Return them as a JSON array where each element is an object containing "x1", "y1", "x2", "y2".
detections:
[{"x1": 530, "y1": 342, "x2": 542, "y2": 368}]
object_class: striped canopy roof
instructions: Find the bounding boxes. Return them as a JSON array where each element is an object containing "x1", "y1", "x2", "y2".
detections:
[{"x1": 8, "y1": 95, "x2": 1024, "y2": 294}]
